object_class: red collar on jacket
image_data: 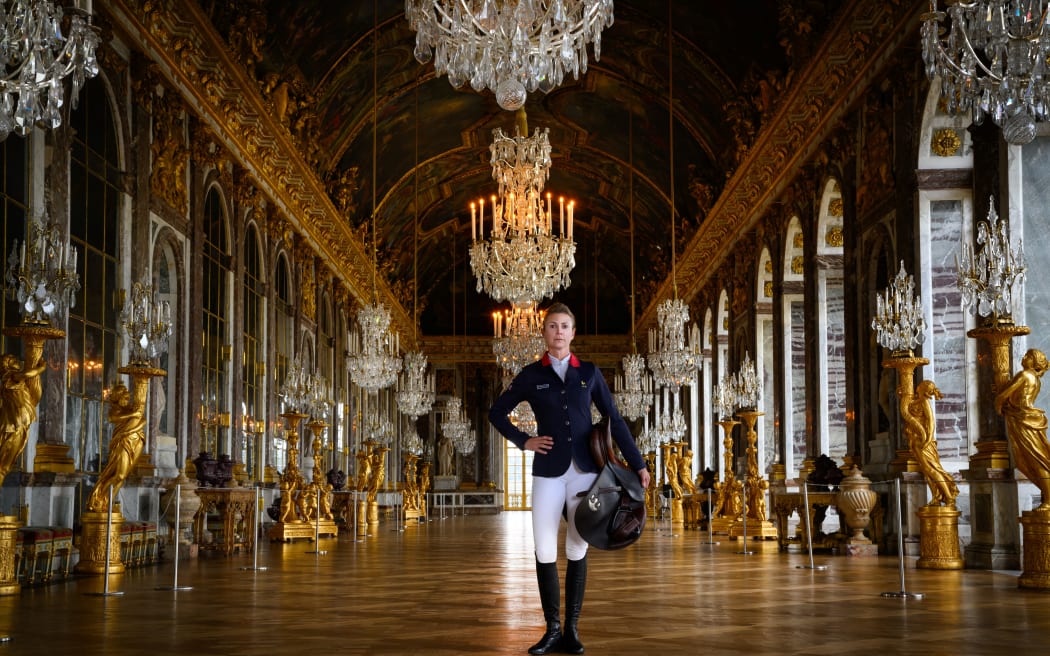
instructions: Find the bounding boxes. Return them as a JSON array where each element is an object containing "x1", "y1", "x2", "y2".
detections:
[{"x1": 541, "y1": 352, "x2": 580, "y2": 367}]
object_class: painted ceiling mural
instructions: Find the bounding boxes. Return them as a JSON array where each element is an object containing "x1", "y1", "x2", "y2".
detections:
[{"x1": 198, "y1": 0, "x2": 841, "y2": 337}]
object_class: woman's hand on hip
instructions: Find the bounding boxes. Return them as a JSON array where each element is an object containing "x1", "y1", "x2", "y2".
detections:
[
  {"x1": 637, "y1": 468, "x2": 651, "y2": 489},
  {"x1": 525, "y1": 435, "x2": 554, "y2": 454}
]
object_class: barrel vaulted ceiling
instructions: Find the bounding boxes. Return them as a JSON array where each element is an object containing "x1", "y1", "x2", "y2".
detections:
[{"x1": 113, "y1": 1, "x2": 921, "y2": 341}]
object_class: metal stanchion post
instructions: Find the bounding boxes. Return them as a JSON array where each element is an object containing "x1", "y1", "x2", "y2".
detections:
[
  {"x1": 87, "y1": 485, "x2": 125, "y2": 597},
  {"x1": 306, "y1": 490, "x2": 328, "y2": 555},
  {"x1": 393, "y1": 491, "x2": 404, "y2": 532},
  {"x1": 796, "y1": 481, "x2": 827, "y2": 571},
  {"x1": 350, "y1": 490, "x2": 364, "y2": 542},
  {"x1": 735, "y1": 476, "x2": 754, "y2": 555},
  {"x1": 157, "y1": 483, "x2": 195, "y2": 588},
  {"x1": 882, "y1": 478, "x2": 924, "y2": 599},
  {"x1": 240, "y1": 488, "x2": 268, "y2": 572},
  {"x1": 699, "y1": 492, "x2": 719, "y2": 546}
]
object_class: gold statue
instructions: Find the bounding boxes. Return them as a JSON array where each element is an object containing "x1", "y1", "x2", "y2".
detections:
[
  {"x1": 86, "y1": 383, "x2": 146, "y2": 512},
  {"x1": 903, "y1": 380, "x2": 959, "y2": 506},
  {"x1": 664, "y1": 444, "x2": 682, "y2": 499},
  {"x1": 367, "y1": 446, "x2": 387, "y2": 505},
  {"x1": 355, "y1": 446, "x2": 372, "y2": 492},
  {"x1": 679, "y1": 446, "x2": 696, "y2": 495},
  {"x1": 996, "y1": 349, "x2": 1050, "y2": 510},
  {"x1": 0, "y1": 350, "x2": 46, "y2": 483}
]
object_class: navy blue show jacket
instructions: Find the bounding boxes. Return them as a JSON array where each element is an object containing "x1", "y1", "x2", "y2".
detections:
[{"x1": 489, "y1": 353, "x2": 647, "y2": 477}]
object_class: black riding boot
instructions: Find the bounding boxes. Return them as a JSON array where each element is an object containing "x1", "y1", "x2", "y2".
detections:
[
  {"x1": 528, "y1": 560, "x2": 562, "y2": 655},
  {"x1": 560, "y1": 556, "x2": 586, "y2": 654}
]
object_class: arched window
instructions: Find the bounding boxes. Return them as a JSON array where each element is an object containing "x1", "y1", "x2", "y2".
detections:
[
  {"x1": 756, "y1": 247, "x2": 776, "y2": 472},
  {"x1": 242, "y1": 222, "x2": 265, "y2": 480},
  {"x1": 816, "y1": 180, "x2": 847, "y2": 462},
  {"x1": 202, "y1": 187, "x2": 231, "y2": 457},
  {"x1": 68, "y1": 76, "x2": 121, "y2": 474}
]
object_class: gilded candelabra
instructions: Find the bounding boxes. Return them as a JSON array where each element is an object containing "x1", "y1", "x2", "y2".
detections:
[
  {"x1": 305, "y1": 418, "x2": 337, "y2": 537},
  {"x1": 78, "y1": 278, "x2": 169, "y2": 575},
  {"x1": 266, "y1": 410, "x2": 313, "y2": 542},
  {"x1": 730, "y1": 408, "x2": 777, "y2": 541},
  {"x1": 874, "y1": 261, "x2": 962, "y2": 569},
  {"x1": 710, "y1": 418, "x2": 742, "y2": 534}
]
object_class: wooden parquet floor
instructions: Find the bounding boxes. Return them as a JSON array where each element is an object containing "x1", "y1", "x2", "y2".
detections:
[{"x1": 0, "y1": 512, "x2": 1045, "y2": 655}]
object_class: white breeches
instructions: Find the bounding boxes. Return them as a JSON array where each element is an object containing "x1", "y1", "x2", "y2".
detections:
[{"x1": 531, "y1": 462, "x2": 598, "y2": 563}]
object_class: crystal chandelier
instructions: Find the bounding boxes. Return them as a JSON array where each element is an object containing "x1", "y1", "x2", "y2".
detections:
[
  {"x1": 0, "y1": 0, "x2": 100, "y2": 139},
  {"x1": 646, "y1": 23, "x2": 700, "y2": 392},
  {"x1": 404, "y1": 0, "x2": 614, "y2": 111},
  {"x1": 441, "y1": 396, "x2": 474, "y2": 453},
  {"x1": 614, "y1": 353, "x2": 652, "y2": 421},
  {"x1": 713, "y1": 371, "x2": 739, "y2": 421},
  {"x1": 509, "y1": 401, "x2": 537, "y2": 436},
  {"x1": 469, "y1": 116, "x2": 576, "y2": 305},
  {"x1": 347, "y1": 302, "x2": 403, "y2": 393},
  {"x1": 363, "y1": 410, "x2": 395, "y2": 446},
  {"x1": 492, "y1": 301, "x2": 545, "y2": 375},
  {"x1": 872, "y1": 261, "x2": 927, "y2": 357},
  {"x1": 647, "y1": 298, "x2": 701, "y2": 390},
  {"x1": 402, "y1": 420, "x2": 424, "y2": 455},
  {"x1": 5, "y1": 206, "x2": 79, "y2": 324},
  {"x1": 956, "y1": 197, "x2": 1026, "y2": 326},
  {"x1": 118, "y1": 281, "x2": 172, "y2": 365},
  {"x1": 280, "y1": 357, "x2": 313, "y2": 414},
  {"x1": 921, "y1": 1, "x2": 1050, "y2": 145},
  {"x1": 735, "y1": 352, "x2": 759, "y2": 411},
  {"x1": 397, "y1": 351, "x2": 436, "y2": 418}
]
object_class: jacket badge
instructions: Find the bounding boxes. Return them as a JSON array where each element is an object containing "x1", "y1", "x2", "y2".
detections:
[{"x1": 536, "y1": 383, "x2": 549, "y2": 390}]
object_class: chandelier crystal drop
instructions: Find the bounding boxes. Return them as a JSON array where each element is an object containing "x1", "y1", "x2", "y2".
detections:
[
  {"x1": 872, "y1": 261, "x2": 928, "y2": 357},
  {"x1": 492, "y1": 302, "x2": 545, "y2": 376},
  {"x1": 921, "y1": 1, "x2": 1050, "y2": 145},
  {"x1": 956, "y1": 197, "x2": 1026, "y2": 326},
  {"x1": 647, "y1": 298, "x2": 701, "y2": 390},
  {"x1": 735, "y1": 352, "x2": 759, "y2": 411},
  {"x1": 397, "y1": 351, "x2": 436, "y2": 418},
  {"x1": 347, "y1": 302, "x2": 403, "y2": 392},
  {"x1": 0, "y1": 0, "x2": 100, "y2": 139},
  {"x1": 118, "y1": 281, "x2": 172, "y2": 365},
  {"x1": 614, "y1": 353, "x2": 652, "y2": 421},
  {"x1": 5, "y1": 207, "x2": 80, "y2": 325},
  {"x1": 404, "y1": 0, "x2": 614, "y2": 111}
]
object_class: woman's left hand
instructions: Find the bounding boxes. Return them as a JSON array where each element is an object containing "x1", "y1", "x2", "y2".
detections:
[{"x1": 636, "y1": 467, "x2": 651, "y2": 489}]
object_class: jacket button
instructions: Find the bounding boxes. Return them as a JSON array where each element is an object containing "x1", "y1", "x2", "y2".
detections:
[
  {"x1": 562, "y1": 404, "x2": 568, "y2": 410},
  {"x1": 564, "y1": 420, "x2": 570, "y2": 426}
]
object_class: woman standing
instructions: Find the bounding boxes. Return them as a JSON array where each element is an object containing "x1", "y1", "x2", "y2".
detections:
[{"x1": 490, "y1": 303, "x2": 650, "y2": 655}]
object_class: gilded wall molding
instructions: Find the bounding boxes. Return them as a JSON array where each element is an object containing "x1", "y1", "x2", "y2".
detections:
[
  {"x1": 103, "y1": 0, "x2": 412, "y2": 339},
  {"x1": 637, "y1": 0, "x2": 925, "y2": 331}
]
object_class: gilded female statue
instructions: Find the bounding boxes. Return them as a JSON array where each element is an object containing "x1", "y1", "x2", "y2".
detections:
[
  {"x1": 87, "y1": 383, "x2": 146, "y2": 512},
  {"x1": 995, "y1": 349, "x2": 1050, "y2": 511},
  {"x1": 679, "y1": 447, "x2": 697, "y2": 495},
  {"x1": 664, "y1": 445, "x2": 682, "y2": 499},
  {"x1": 0, "y1": 351, "x2": 46, "y2": 483},
  {"x1": 903, "y1": 380, "x2": 959, "y2": 507}
]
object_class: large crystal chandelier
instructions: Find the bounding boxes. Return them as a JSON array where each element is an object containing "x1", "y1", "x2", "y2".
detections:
[
  {"x1": 397, "y1": 351, "x2": 435, "y2": 418},
  {"x1": 280, "y1": 357, "x2": 313, "y2": 414},
  {"x1": 5, "y1": 206, "x2": 79, "y2": 324},
  {"x1": 470, "y1": 114, "x2": 576, "y2": 305},
  {"x1": 713, "y1": 371, "x2": 739, "y2": 421},
  {"x1": 921, "y1": 1, "x2": 1050, "y2": 145},
  {"x1": 647, "y1": 298, "x2": 701, "y2": 390},
  {"x1": 872, "y1": 261, "x2": 927, "y2": 357},
  {"x1": 0, "y1": 0, "x2": 100, "y2": 139},
  {"x1": 347, "y1": 302, "x2": 402, "y2": 393},
  {"x1": 492, "y1": 301, "x2": 545, "y2": 375},
  {"x1": 441, "y1": 396, "x2": 474, "y2": 454},
  {"x1": 956, "y1": 197, "x2": 1026, "y2": 325},
  {"x1": 645, "y1": 21, "x2": 699, "y2": 392},
  {"x1": 404, "y1": 0, "x2": 614, "y2": 111},
  {"x1": 614, "y1": 353, "x2": 652, "y2": 421},
  {"x1": 736, "y1": 352, "x2": 759, "y2": 410},
  {"x1": 119, "y1": 281, "x2": 172, "y2": 365}
]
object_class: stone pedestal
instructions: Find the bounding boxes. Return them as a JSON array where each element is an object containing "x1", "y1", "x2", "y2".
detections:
[
  {"x1": 1018, "y1": 508, "x2": 1050, "y2": 590},
  {"x1": 160, "y1": 474, "x2": 201, "y2": 546},
  {"x1": 0, "y1": 515, "x2": 20, "y2": 595},
  {"x1": 75, "y1": 510, "x2": 125, "y2": 575},
  {"x1": 963, "y1": 470, "x2": 1020, "y2": 570},
  {"x1": 433, "y1": 475, "x2": 457, "y2": 491},
  {"x1": 917, "y1": 505, "x2": 964, "y2": 569}
]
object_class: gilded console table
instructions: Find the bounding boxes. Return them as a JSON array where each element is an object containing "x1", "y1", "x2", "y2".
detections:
[{"x1": 193, "y1": 487, "x2": 256, "y2": 555}]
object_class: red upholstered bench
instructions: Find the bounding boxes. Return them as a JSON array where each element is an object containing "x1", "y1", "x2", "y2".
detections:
[
  {"x1": 48, "y1": 526, "x2": 73, "y2": 581},
  {"x1": 140, "y1": 521, "x2": 158, "y2": 564},
  {"x1": 16, "y1": 527, "x2": 54, "y2": 585},
  {"x1": 119, "y1": 521, "x2": 136, "y2": 565}
]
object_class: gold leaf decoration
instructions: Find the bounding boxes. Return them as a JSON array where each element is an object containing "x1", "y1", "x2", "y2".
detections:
[{"x1": 931, "y1": 128, "x2": 962, "y2": 157}]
